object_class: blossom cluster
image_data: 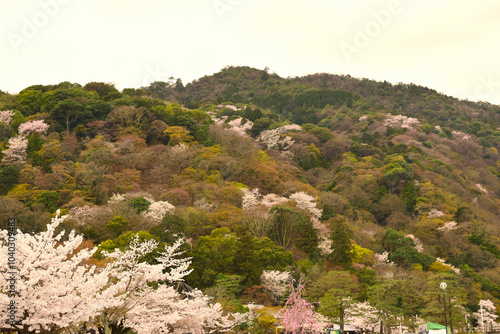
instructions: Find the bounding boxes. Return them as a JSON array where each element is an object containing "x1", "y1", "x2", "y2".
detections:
[
  {"x1": 207, "y1": 112, "x2": 254, "y2": 137},
  {"x1": 260, "y1": 270, "x2": 291, "y2": 301},
  {"x1": 227, "y1": 117, "x2": 254, "y2": 136},
  {"x1": 108, "y1": 192, "x2": 175, "y2": 222},
  {"x1": 0, "y1": 212, "x2": 241, "y2": 333},
  {"x1": 473, "y1": 299, "x2": 498, "y2": 326},
  {"x1": 438, "y1": 221, "x2": 457, "y2": 232},
  {"x1": 2, "y1": 136, "x2": 28, "y2": 164},
  {"x1": 383, "y1": 114, "x2": 420, "y2": 129},
  {"x1": 427, "y1": 208, "x2": 445, "y2": 219},
  {"x1": 0, "y1": 110, "x2": 15, "y2": 124},
  {"x1": 18, "y1": 120, "x2": 50, "y2": 136},
  {"x1": 141, "y1": 201, "x2": 175, "y2": 222},
  {"x1": 406, "y1": 234, "x2": 424, "y2": 252},
  {"x1": 475, "y1": 183, "x2": 488, "y2": 194},
  {"x1": 257, "y1": 124, "x2": 302, "y2": 150},
  {"x1": 243, "y1": 188, "x2": 333, "y2": 254},
  {"x1": 435, "y1": 257, "x2": 460, "y2": 274},
  {"x1": 2, "y1": 119, "x2": 50, "y2": 165},
  {"x1": 452, "y1": 131, "x2": 471, "y2": 140},
  {"x1": 67, "y1": 205, "x2": 96, "y2": 226},
  {"x1": 359, "y1": 115, "x2": 369, "y2": 122}
]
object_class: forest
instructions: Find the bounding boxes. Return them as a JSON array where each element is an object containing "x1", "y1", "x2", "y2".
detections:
[{"x1": 0, "y1": 66, "x2": 499, "y2": 333}]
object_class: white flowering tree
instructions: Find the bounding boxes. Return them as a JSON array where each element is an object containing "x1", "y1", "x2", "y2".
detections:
[
  {"x1": 261, "y1": 270, "x2": 291, "y2": 304},
  {"x1": 473, "y1": 299, "x2": 498, "y2": 332},
  {"x1": 0, "y1": 211, "x2": 240, "y2": 334},
  {"x1": 0, "y1": 211, "x2": 109, "y2": 333},
  {"x1": 258, "y1": 124, "x2": 302, "y2": 150},
  {"x1": 141, "y1": 200, "x2": 175, "y2": 222},
  {"x1": 2, "y1": 136, "x2": 28, "y2": 164}
]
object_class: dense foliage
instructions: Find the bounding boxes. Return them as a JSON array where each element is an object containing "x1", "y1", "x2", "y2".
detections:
[{"x1": 0, "y1": 66, "x2": 499, "y2": 332}]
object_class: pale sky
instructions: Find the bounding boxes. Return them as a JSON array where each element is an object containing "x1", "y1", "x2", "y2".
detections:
[{"x1": 1, "y1": 0, "x2": 499, "y2": 105}]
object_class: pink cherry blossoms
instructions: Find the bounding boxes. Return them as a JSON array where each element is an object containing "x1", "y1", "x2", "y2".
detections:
[
  {"x1": 0, "y1": 110, "x2": 15, "y2": 124},
  {"x1": 383, "y1": 114, "x2": 420, "y2": 129},
  {"x1": 280, "y1": 279, "x2": 323, "y2": 333},
  {"x1": 18, "y1": 120, "x2": 50, "y2": 136},
  {"x1": 2, "y1": 136, "x2": 28, "y2": 164},
  {"x1": 2, "y1": 119, "x2": 49, "y2": 165}
]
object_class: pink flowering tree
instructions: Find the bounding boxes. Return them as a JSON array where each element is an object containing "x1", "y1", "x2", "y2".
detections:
[
  {"x1": 0, "y1": 110, "x2": 15, "y2": 124},
  {"x1": 281, "y1": 278, "x2": 322, "y2": 333},
  {"x1": 18, "y1": 120, "x2": 49, "y2": 136},
  {"x1": 3, "y1": 136, "x2": 28, "y2": 164}
]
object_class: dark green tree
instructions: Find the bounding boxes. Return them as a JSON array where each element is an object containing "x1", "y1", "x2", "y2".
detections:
[
  {"x1": 329, "y1": 217, "x2": 354, "y2": 268},
  {"x1": 36, "y1": 190, "x2": 60, "y2": 213}
]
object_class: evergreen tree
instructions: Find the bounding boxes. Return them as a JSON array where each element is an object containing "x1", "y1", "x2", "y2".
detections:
[{"x1": 329, "y1": 218, "x2": 354, "y2": 268}]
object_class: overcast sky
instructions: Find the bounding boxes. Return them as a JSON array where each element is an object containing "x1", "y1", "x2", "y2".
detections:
[{"x1": 1, "y1": 0, "x2": 499, "y2": 105}]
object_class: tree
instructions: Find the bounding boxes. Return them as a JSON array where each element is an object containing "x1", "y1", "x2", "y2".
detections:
[
  {"x1": 18, "y1": 120, "x2": 49, "y2": 136},
  {"x1": 309, "y1": 271, "x2": 358, "y2": 334},
  {"x1": 268, "y1": 207, "x2": 305, "y2": 249},
  {"x1": 368, "y1": 279, "x2": 405, "y2": 334},
  {"x1": 261, "y1": 270, "x2": 291, "y2": 304},
  {"x1": 0, "y1": 211, "x2": 110, "y2": 333},
  {"x1": 422, "y1": 273, "x2": 467, "y2": 334},
  {"x1": 51, "y1": 99, "x2": 90, "y2": 132},
  {"x1": 281, "y1": 278, "x2": 322, "y2": 333},
  {"x1": 0, "y1": 165, "x2": 20, "y2": 195},
  {"x1": 0, "y1": 211, "x2": 240, "y2": 334},
  {"x1": 3, "y1": 136, "x2": 28, "y2": 165},
  {"x1": 329, "y1": 218, "x2": 354, "y2": 268},
  {"x1": 164, "y1": 126, "x2": 194, "y2": 146},
  {"x1": 473, "y1": 299, "x2": 498, "y2": 332},
  {"x1": 36, "y1": 190, "x2": 60, "y2": 213},
  {"x1": 0, "y1": 110, "x2": 15, "y2": 124}
]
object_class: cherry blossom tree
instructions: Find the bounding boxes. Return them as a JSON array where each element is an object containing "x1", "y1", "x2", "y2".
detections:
[
  {"x1": 0, "y1": 211, "x2": 109, "y2": 333},
  {"x1": 18, "y1": 120, "x2": 49, "y2": 136},
  {"x1": 473, "y1": 299, "x2": 498, "y2": 332},
  {"x1": 383, "y1": 114, "x2": 420, "y2": 129},
  {"x1": 281, "y1": 279, "x2": 323, "y2": 333},
  {"x1": 3, "y1": 136, "x2": 28, "y2": 164},
  {"x1": 0, "y1": 110, "x2": 15, "y2": 124},
  {"x1": 258, "y1": 124, "x2": 302, "y2": 150},
  {"x1": 141, "y1": 200, "x2": 175, "y2": 222},
  {"x1": 349, "y1": 302, "x2": 380, "y2": 332},
  {"x1": 0, "y1": 211, "x2": 240, "y2": 334},
  {"x1": 261, "y1": 270, "x2": 291, "y2": 304}
]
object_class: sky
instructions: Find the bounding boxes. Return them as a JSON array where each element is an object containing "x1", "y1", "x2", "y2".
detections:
[{"x1": 0, "y1": 0, "x2": 499, "y2": 105}]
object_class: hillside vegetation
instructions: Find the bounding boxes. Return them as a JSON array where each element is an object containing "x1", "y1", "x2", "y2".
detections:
[{"x1": 0, "y1": 66, "x2": 499, "y2": 332}]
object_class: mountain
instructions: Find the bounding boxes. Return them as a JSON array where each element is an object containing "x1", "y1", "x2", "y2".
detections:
[{"x1": 0, "y1": 66, "x2": 499, "y2": 331}]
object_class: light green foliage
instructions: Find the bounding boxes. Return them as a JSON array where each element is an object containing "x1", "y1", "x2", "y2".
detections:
[
  {"x1": 307, "y1": 270, "x2": 358, "y2": 333},
  {"x1": 105, "y1": 216, "x2": 128, "y2": 236}
]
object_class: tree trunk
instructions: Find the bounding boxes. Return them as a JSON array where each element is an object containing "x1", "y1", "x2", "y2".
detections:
[
  {"x1": 340, "y1": 307, "x2": 345, "y2": 334},
  {"x1": 104, "y1": 316, "x2": 111, "y2": 334}
]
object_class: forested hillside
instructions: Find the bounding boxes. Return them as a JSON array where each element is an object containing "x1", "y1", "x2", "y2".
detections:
[{"x1": 0, "y1": 66, "x2": 499, "y2": 333}]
